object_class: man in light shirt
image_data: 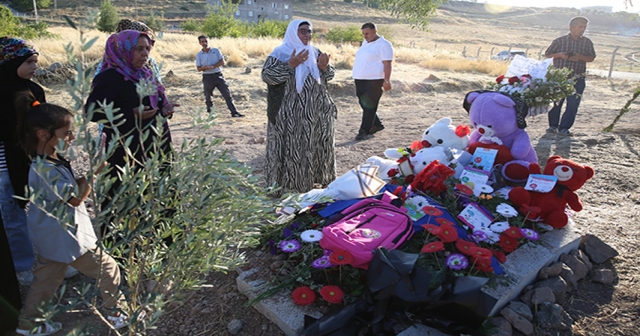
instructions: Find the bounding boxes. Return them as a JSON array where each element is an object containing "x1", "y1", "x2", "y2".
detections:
[{"x1": 352, "y1": 22, "x2": 394, "y2": 141}]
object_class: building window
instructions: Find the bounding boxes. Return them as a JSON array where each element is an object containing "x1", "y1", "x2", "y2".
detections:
[
  {"x1": 272, "y1": 2, "x2": 276, "y2": 8},
  {"x1": 235, "y1": 10, "x2": 240, "y2": 16},
  {"x1": 284, "y1": 4, "x2": 289, "y2": 9},
  {"x1": 248, "y1": 11, "x2": 253, "y2": 16},
  {"x1": 284, "y1": 14, "x2": 289, "y2": 19}
]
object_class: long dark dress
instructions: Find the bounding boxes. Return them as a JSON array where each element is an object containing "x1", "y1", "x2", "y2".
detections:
[{"x1": 262, "y1": 48, "x2": 337, "y2": 196}]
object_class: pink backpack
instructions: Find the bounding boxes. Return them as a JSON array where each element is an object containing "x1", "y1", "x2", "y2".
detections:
[{"x1": 320, "y1": 192, "x2": 414, "y2": 269}]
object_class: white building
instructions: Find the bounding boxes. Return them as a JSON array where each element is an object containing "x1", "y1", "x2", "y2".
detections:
[{"x1": 207, "y1": 0, "x2": 293, "y2": 23}]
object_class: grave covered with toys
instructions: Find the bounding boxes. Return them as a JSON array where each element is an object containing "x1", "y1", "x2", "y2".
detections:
[{"x1": 242, "y1": 56, "x2": 612, "y2": 335}]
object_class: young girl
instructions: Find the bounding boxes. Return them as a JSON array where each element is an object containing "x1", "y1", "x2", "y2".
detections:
[{"x1": 15, "y1": 91, "x2": 127, "y2": 335}]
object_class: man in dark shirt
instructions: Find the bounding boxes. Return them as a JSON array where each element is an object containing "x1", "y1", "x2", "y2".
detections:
[{"x1": 545, "y1": 16, "x2": 596, "y2": 136}]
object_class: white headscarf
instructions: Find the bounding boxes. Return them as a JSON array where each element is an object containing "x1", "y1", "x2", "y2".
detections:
[{"x1": 269, "y1": 19, "x2": 321, "y2": 93}]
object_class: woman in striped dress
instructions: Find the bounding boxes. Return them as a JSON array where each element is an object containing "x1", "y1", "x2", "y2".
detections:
[{"x1": 262, "y1": 19, "x2": 337, "y2": 196}]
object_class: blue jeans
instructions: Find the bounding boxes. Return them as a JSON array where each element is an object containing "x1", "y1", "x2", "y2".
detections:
[
  {"x1": 548, "y1": 77, "x2": 586, "y2": 131},
  {"x1": 0, "y1": 170, "x2": 34, "y2": 272}
]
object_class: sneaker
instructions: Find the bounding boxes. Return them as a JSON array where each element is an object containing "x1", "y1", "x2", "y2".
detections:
[
  {"x1": 355, "y1": 132, "x2": 374, "y2": 141},
  {"x1": 65, "y1": 266, "x2": 79, "y2": 279},
  {"x1": 558, "y1": 129, "x2": 573, "y2": 136},
  {"x1": 16, "y1": 269, "x2": 34, "y2": 286},
  {"x1": 107, "y1": 312, "x2": 129, "y2": 330},
  {"x1": 546, "y1": 127, "x2": 558, "y2": 133},
  {"x1": 231, "y1": 112, "x2": 244, "y2": 118},
  {"x1": 16, "y1": 321, "x2": 62, "y2": 336},
  {"x1": 370, "y1": 125, "x2": 385, "y2": 134}
]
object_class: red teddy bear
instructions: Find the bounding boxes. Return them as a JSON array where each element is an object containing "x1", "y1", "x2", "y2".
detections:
[{"x1": 509, "y1": 155, "x2": 595, "y2": 228}]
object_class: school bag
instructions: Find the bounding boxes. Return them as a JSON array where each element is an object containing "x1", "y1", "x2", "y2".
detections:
[{"x1": 319, "y1": 192, "x2": 414, "y2": 269}]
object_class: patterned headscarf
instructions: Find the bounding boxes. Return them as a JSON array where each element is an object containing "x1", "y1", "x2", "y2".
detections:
[
  {"x1": 0, "y1": 37, "x2": 38, "y2": 66},
  {"x1": 116, "y1": 19, "x2": 156, "y2": 41},
  {"x1": 102, "y1": 30, "x2": 164, "y2": 108}
]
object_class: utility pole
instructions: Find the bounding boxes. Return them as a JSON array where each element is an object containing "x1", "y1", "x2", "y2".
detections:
[{"x1": 32, "y1": 0, "x2": 39, "y2": 23}]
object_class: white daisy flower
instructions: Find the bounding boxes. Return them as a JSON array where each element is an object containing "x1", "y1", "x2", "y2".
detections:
[
  {"x1": 300, "y1": 230, "x2": 323, "y2": 243},
  {"x1": 496, "y1": 203, "x2": 518, "y2": 218},
  {"x1": 490, "y1": 221, "x2": 510, "y2": 233}
]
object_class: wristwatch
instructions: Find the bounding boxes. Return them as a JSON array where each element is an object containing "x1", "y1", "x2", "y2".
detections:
[{"x1": 384, "y1": 79, "x2": 390, "y2": 83}]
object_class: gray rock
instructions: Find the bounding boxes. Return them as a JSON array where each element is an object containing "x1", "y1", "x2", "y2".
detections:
[
  {"x1": 590, "y1": 268, "x2": 615, "y2": 284},
  {"x1": 166, "y1": 70, "x2": 175, "y2": 78},
  {"x1": 559, "y1": 263, "x2": 578, "y2": 292},
  {"x1": 426, "y1": 74, "x2": 440, "y2": 81},
  {"x1": 535, "y1": 302, "x2": 573, "y2": 331},
  {"x1": 581, "y1": 234, "x2": 618, "y2": 264},
  {"x1": 489, "y1": 317, "x2": 513, "y2": 336},
  {"x1": 570, "y1": 249, "x2": 593, "y2": 270},
  {"x1": 48, "y1": 62, "x2": 63, "y2": 72},
  {"x1": 35, "y1": 68, "x2": 48, "y2": 76},
  {"x1": 520, "y1": 289, "x2": 534, "y2": 308},
  {"x1": 559, "y1": 253, "x2": 588, "y2": 280},
  {"x1": 507, "y1": 301, "x2": 533, "y2": 322},
  {"x1": 500, "y1": 307, "x2": 534, "y2": 335},
  {"x1": 245, "y1": 66, "x2": 252, "y2": 74},
  {"x1": 538, "y1": 261, "x2": 563, "y2": 280},
  {"x1": 534, "y1": 276, "x2": 568, "y2": 304},
  {"x1": 531, "y1": 286, "x2": 556, "y2": 305},
  {"x1": 227, "y1": 319, "x2": 243, "y2": 334}
]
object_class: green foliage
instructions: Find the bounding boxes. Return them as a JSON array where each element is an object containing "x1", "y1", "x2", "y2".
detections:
[
  {"x1": 603, "y1": 86, "x2": 640, "y2": 132},
  {"x1": 201, "y1": 1, "x2": 240, "y2": 38},
  {"x1": 0, "y1": 5, "x2": 53, "y2": 38},
  {"x1": 364, "y1": 0, "x2": 381, "y2": 8},
  {"x1": 10, "y1": 0, "x2": 51, "y2": 11},
  {"x1": 97, "y1": 0, "x2": 118, "y2": 33},
  {"x1": 251, "y1": 19, "x2": 288, "y2": 38},
  {"x1": 145, "y1": 11, "x2": 165, "y2": 32},
  {"x1": 325, "y1": 26, "x2": 362, "y2": 44},
  {"x1": 180, "y1": 18, "x2": 200, "y2": 32},
  {"x1": 376, "y1": 0, "x2": 446, "y2": 30}
]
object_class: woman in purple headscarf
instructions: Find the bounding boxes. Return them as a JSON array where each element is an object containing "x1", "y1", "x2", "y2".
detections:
[{"x1": 85, "y1": 30, "x2": 179, "y2": 237}]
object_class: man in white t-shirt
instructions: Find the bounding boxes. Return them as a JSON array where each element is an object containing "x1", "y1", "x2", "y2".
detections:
[{"x1": 352, "y1": 22, "x2": 394, "y2": 141}]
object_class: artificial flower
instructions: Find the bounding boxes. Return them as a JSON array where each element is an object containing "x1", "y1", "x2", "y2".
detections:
[
  {"x1": 268, "y1": 239, "x2": 277, "y2": 255},
  {"x1": 504, "y1": 226, "x2": 524, "y2": 239},
  {"x1": 490, "y1": 248, "x2": 507, "y2": 263},
  {"x1": 498, "y1": 234, "x2": 519, "y2": 252},
  {"x1": 446, "y1": 253, "x2": 469, "y2": 271},
  {"x1": 282, "y1": 227, "x2": 293, "y2": 239},
  {"x1": 435, "y1": 224, "x2": 458, "y2": 243},
  {"x1": 410, "y1": 161, "x2": 455, "y2": 195},
  {"x1": 435, "y1": 217, "x2": 454, "y2": 226},
  {"x1": 329, "y1": 249, "x2": 354, "y2": 265},
  {"x1": 508, "y1": 76, "x2": 519, "y2": 84},
  {"x1": 496, "y1": 203, "x2": 518, "y2": 218},
  {"x1": 455, "y1": 183, "x2": 474, "y2": 196},
  {"x1": 469, "y1": 247, "x2": 492, "y2": 259},
  {"x1": 421, "y1": 224, "x2": 442, "y2": 235},
  {"x1": 319, "y1": 285, "x2": 344, "y2": 304},
  {"x1": 471, "y1": 230, "x2": 489, "y2": 243},
  {"x1": 490, "y1": 221, "x2": 510, "y2": 233},
  {"x1": 455, "y1": 239, "x2": 478, "y2": 256},
  {"x1": 422, "y1": 206, "x2": 443, "y2": 217},
  {"x1": 405, "y1": 174, "x2": 415, "y2": 183},
  {"x1": 421, "y1": 241, "x2": 445, "y2": 253},
  {"x1": 479, "y1": 194, "x2": 494, "y2": 201},
  {"x1": 312, "y1": 256, "x2": 333, "y2": 269},
  {"x1": 300, "y1": 230, "x2": 323, "y2": 243},
  {"x1": 387, "y1": 168, "x2": 399, "y2": 177},
  {"x1": 495, "y1": 75, "x2": 505, "y2": 84},
  {"x1": 291, "y1": 286, "x2": 316, "y2": 306},
  {"x1": 455, "y1": 124, "x2": 471, "y2": 137},
  {"x1": 520, "y1": 228, "x2": 539, "y2": 241},
  {"x1": 476, "y1": 184, "x2": 494, "y2": 194},
  {"x1": 474, "y1": 256, "x2": 494, "y2": 273},
  {"x1": 279, "y1": 239, "x2": 301, "y2": 253}
]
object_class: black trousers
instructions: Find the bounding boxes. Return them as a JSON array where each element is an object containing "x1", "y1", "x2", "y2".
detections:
[
  {"x1": 0, "y1": 216, "x2": 21, "y2": 333},
  {"x1": 203, "y1": 73, "x2": 237, "y2": 114},
  {"x1": 355, "y1": 79, "x2": 384, "y2": 134}
]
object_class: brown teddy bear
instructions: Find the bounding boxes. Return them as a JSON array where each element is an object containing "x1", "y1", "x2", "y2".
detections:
[{"x1": 509, "y1": 155, "x2": 595, "y2": 228}]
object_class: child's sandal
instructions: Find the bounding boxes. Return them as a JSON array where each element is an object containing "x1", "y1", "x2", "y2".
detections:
[{"x1": 107, "y1": 313, "x2": 128, "y2": 330}]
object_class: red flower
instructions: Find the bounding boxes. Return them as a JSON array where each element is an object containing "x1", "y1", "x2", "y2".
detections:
[
  {"x1": 455, "y1": 183, "x2": 474, "y2": 195},
  {"x1": 455, "y1": 124, "x2": 471, "y2": 137},
  {"x1": 498, "y1": 234, "x2": 519, "y2": 252},
  {"x1": 489, "y1": 248, "x2": 507, "y2": 263},
  {"x1": 469, "y1": 247, "x2": 492, "y2": 259},
  {"x1": 421, "y1": 224, "x2": 442, "y2": 235},
  {"x1": 410, "y1": 140, "x2": 424, "y2": 152},
  {"x1": 387, "y1": 168, "x2": 399, "y2": 177},
  {"x1": 508, "y1": 76, "x2": 520, "y2": 84},
  {"x1": 404, "y1": 174, "x2": 415, "y2": 183},
  {"x1": 292, "y1": 286, "x2": 316, "y2": 306},
  {"x1": 421, "y1": 241, "x2": 445, "y2": 253},
  {"x1": 474, "y1": 256, "x2": 494, "y2": 273},
  {"x1": 496, "y1": 75, "x2": 505, "y2": 83},
  {"x1": 422, "y1": 206, "x2": 443, "y2": 217},
  {"x1": 329, "y1": 249, "x2": 354, "y2": 265},
  {"x1": 435, "y1": 217, "x2": 454, "y2": 226},
  {"x1": 504, "y1": 226, "x2": 523, "y2": 239},
  {"x1": 319, "y1": 285, "x2": 344, "y2": 304},
  {"x1": 455, "y1": 239, "x2": 478, "y2": 256},
  {"x1": 411, "y1": 161, "x2": 455, "y2": 195},
  {"x1": 435, "y1": 224, "x2": 458, "y2": 243}
]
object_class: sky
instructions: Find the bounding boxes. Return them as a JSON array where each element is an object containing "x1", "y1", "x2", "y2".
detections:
[{"x1": 476, "y1": 0, "x2": 637, "y2": 13}]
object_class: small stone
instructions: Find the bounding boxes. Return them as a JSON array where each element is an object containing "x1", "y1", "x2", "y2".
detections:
[
  {"x1": 535, "y1": 302, "x2": 573, "y2": 331},
  {"x1": 590, "y1": 269, "x2": 615, "y2": 284},
  {"x1": 570, "y1": 249, "x2": 593, "y2": 270},
  {"x1": 189, "y1": 303, "x2": 202, "y2": 315},
  {"x1": 270, "y1": 260, "x2": 284, "y2": 271},
  {"x1": 559, "y1": 253, "x2": 588, "y2": 280},
  {"x1": 262, "y1": 324, "x2": 268, "y2": 331},
  {"x1": 227, "y1": 319, "x2": 243, "y2": 334},
  {"x1": 534, "y1": 276, "x2": 568, "y2": 304},
  {"x1": 538, "y1": 261, "x2": 563, "y2": 280},
  {"x1": 276, "y1": 254, "x2": 288, "y2": 261},
  {"x1": 500, "y1": 307, "x2": 533, "y2": 335},
  {"x1": 245, "y1": 66, "x2": 252, "y2": 74},
  {"x1": 49, "y1": 62, "x2": 63, "y2": 72},
  {"x1": 166, "y1": 70, "x2": 175, "y2": 78},
  {"x1": 426, "y1": 74, "x2": 440, "y2": 81},
  {"x1": 520, "y1": 290, "x2": 534, "y2": 308},
  {"x1": 581, "y1": 234, "x2": 618, "y2": 264},
  {"x1": 531, "y1": 287, "x2": 556, "y2": 305},
  {"x1": 507, "y1": 301, "x2": 533, "y2": 322},
  {"x1": 489, "y1": 317, "x2": 512, "y2": 336},
  {"x1": 199, "y1": 308, "x2": 213, "y2": 315},
  {"x1": 559, "y1": 263, "x2": 578, "y2": 292}
]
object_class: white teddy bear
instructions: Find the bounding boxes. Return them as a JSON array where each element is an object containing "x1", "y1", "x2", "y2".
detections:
[
  {"x1": 422, "y1": 117, "x2": 470, "y2": 151},
  {"x1": 409, "y1": 147, "x2": 452, "y2": 175}
]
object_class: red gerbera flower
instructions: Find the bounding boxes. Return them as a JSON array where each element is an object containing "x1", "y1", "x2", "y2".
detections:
[
  {"x1": 421, "y1": 241, "x2": 445, "y2": 253},
  {"x1": 489, "y1": 248, "x2": 507, "y2": 263},
  {"x1": 469, "y1": 247, "x2": 492, "y2": 259},
  {"x1": 498, "y1": 234, "x2": 519, "y2": 253},
  {"x1": 422, "y1": 206, "x2": 443, "y2": 217},
  {"x1": 387, "y1": 168, "x2": 399, "y2": 177},
  {"x1": 292, "y1": 286, "x2": 316, "y2": 306},
  {"x1": 474, "y1": 256, "x2": 494, "y2": 273},
  {"x1": 455, "y1": 184, "x2": 474, "y2": 195},
  {"x1": 435, "y1": 217, "x2": 454, "y2": 226},
  {"x1": 421, "y1": 224, "x2": 442, "y2": 235},
  {"x1": 504, "y1": 226, "x2": 523, "y2": 239},
  {"x1": 435, "y1": 224, "x2": 458, "y2": 243},
  {"x1": 496, "y1": 75, "x2": 505, "y2": 84},
  {"x1": 455, "y1": 124, "x2": 471, "y2": 137},
  {"x1": 319, "y1": 285, "x2": 344, "y2": 304},
  {"x1": 455, "y1": 239, "x2": 478, "y2": 256},
  {"x1": 329, "y1": 249, "x2": 354, "y2": 265}
]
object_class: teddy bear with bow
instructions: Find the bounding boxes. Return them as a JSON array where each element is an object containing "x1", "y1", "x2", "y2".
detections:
[
  {"x1": 384, "y1": 117, "x2": 470, "y2": 159},
  {"x1": 508, "y1": 155, "x2": 594, "y2": 228}
]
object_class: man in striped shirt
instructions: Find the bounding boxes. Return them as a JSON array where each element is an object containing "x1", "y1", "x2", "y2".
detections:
[{"x1": 545, "y1": 16, "x2": 596, "y2": 136}]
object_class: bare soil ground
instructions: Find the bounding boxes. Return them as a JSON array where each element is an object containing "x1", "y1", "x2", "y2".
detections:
[{"x1": 24, "y1": 1, "x2": 640, "y2": 335}]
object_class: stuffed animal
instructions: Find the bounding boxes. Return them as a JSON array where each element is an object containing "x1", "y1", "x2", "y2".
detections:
[
  {"x1": 508, "y1": 156, "x2": 594, "y2": 228},
  {"x1": 421, "y1": 117, "x2": 470, "y2": 151},
  {"x1": 410, "y1": 147, "x2": 451, "y2": 175},
  {"x1": 463, "y1": 91, "x2": 538, "y2": 164}
]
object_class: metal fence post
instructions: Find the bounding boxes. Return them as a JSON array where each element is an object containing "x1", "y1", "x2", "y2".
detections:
[
  {"x1": 609, "y1": 46, "x2": 620, "y2": 78},
  {"x1": 477, "y1": 47, "x2": 482, "y2": 59}
]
